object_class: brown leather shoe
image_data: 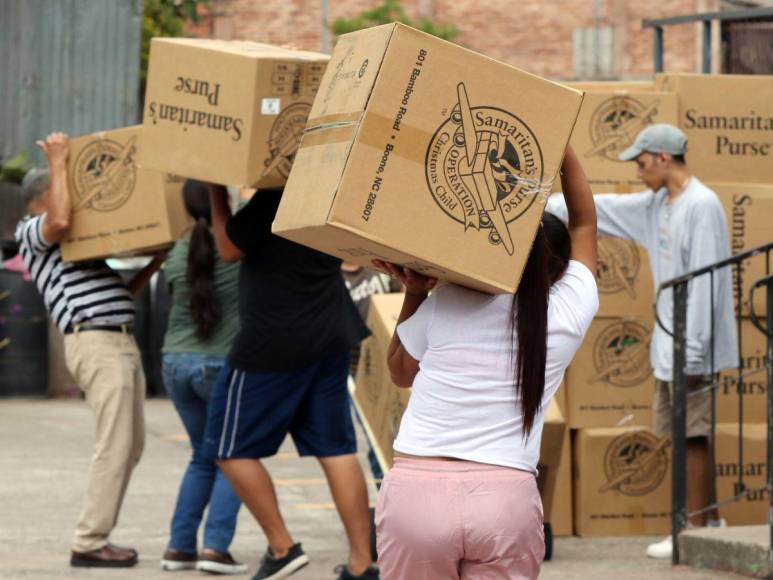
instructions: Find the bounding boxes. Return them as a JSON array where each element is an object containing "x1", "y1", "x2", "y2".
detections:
[
  {"x1": 161, "y1": 548, "x2": 197, "y2": 571},
  {"x1": 71, "y1": 543, "x2": 139, "y2": 568}
]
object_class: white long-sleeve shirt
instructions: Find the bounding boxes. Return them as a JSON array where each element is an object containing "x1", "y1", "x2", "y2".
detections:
[{"x1": 547, "y1": 178, "x2": 738, "y2": 381}]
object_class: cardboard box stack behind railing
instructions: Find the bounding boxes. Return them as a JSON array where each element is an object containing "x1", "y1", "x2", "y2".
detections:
[{"x1": 563, "y1": 74, "x2": 773, "y2": 536}]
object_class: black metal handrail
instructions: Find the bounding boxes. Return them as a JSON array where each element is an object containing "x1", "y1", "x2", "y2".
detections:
[{"x1": 656, "y1": 241, "x2": 773, "y2": 565}]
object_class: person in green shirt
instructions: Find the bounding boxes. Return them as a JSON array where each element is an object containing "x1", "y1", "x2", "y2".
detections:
[{"x1": 159, "y1": 180, "x2": 246, "y2": 575}]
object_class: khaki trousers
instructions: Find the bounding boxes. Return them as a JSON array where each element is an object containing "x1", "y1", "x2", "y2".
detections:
[{"x1": 63, "y1": 330, "x2": 145, "y2": 552}]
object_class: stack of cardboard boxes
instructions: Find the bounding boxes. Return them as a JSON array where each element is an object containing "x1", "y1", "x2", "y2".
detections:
[
  {"x1": 558, "y1": 80, "x2": 672, "y2": 536},
  {"x1": 656, "y1": 73, "x2": 773, "y2": 527},
  {"x1": 563, "y1": 73, "x2": 773, "y2": 535}
]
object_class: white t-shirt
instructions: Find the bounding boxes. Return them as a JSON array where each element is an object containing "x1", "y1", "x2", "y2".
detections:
[{"x1": 393, "y1": 260, "x2": 599, "y2": 472}]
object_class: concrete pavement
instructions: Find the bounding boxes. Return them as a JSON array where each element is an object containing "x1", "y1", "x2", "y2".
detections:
[{"x1": 0, "y1": 399, "x2": 746, "y2": 579}]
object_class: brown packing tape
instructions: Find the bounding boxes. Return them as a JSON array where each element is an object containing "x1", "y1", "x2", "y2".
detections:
[
  {"x1": 301, "y1": 123, "x2": 359, "y2": 148},
  {"x1": 307, "y1": 111, "x2": 364, "y2": 129}
]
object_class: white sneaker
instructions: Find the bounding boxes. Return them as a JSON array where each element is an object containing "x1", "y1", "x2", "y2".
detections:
[
  {"x1": 707, "y1": 518, "x2": 727, "y2": 528},
  {"x1": 646, "y1": 535, "x2": 673, "y2": 559}
]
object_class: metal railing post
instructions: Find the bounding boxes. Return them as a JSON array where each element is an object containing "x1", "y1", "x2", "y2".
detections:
[
  {"x1": 672, "y1": 281, "x2": 689, "y2": 565},
  {"x1": 767, "y1": 281, "x2": 773, "y2": 565}
]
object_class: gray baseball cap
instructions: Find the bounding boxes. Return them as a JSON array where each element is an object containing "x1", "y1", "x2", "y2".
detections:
[{"x1": 618, "y1": 123, "x2": 688, "y2": 161}]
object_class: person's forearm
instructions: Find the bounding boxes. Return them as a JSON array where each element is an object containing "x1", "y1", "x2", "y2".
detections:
[
  {"x1": 127, "y1": 257, "x2": 164, "y2": 296},
  {"x1": 208, "y1": 184, "x2": 233, "y2": 253},
  {"x1": 47, "y1": 158, "x2": 71, "y2": 229},
  {"x1": 560, "y1": 148, "x2": 595, "y2": 231}
]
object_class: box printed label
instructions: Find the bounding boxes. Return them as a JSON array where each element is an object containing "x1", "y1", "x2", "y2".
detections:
[
  {"x1": 262, "y1": 102, "x2": 312, "y2": 179},
  {"x1": 592, "y1": 319, "x2": 652, "y2": 387},
  {"x1": 601, "y1": 431, "x2": 669, "y2": 496},
  {"x1": 585, "y1": 96, "x2": 660, "y2": 162},
  {"x1": 597, "y1": 238, "x2": 642, "y2": 298},
  {"x1": 72, "y1": 136, "x2": 137, "y2": 213},
  {"x1": 426, "y1": 83, "x2": 545, "y2": 256}
]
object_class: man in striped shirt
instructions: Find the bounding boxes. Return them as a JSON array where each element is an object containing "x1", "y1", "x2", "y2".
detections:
[{"x1": 15, "y1": 133, "x2": 165, "y2": 568}]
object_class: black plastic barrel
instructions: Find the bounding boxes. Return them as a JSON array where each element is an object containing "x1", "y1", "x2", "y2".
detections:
[{"x1": 0, "y1": 270, "x2": 49, "y2": 397}]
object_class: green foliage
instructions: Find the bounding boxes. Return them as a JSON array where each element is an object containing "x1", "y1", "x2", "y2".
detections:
[
  {"x1": 332, "y1": 0, "x2": 458, "y2": 41},
  {"x1": 0, "y1": 152, "x2": 32, "y2": 185},
  {"x1": 141, "y1": 0, "x2": 209, "y2": 85}
]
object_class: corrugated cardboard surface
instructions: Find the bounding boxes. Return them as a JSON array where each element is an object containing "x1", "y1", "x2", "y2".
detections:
[
  {"x1": 549, "y1": 428, "x2": 573, "y2": 536},
  {"x1": 573, "y1": 427, "x2": 671, "y2": 537},
  {"x1": 567, "y1": 91, "x2": 678, "y2": 194},
  {"x1": 655, "y1": 73, "x2": 773, "y2": 183},
  {"x1": 140, "y1": 38, "x2": 328, "y2": 186},
  {"x1": 566, "y1": 81, "x2": 655, "y2": 93},
  {"x1": 717, "y1": 319, "x2": 767, "y2": 424},
  {"x1": 565, "y1": 317, "x2": 654, "y2": 429},
  {"x1": 715, "y1": 423, "x2": 768, "y2": 525},
  {"x1": 596, "y1": 236, "x2": 654, "y2": 319},
  {"x1": 711, "y1": 181, "x2": 773, "y2": 317},
  {"x1": 538, "y1": 399, "x2": 566, "y2": 519},
  {"x1": 274, "y1": 23, "x2": 584, "y2": 294},
  {"x1": 353, "y1": 293, "x2": 407, "y2": 470},
  {"x1": 62, "y1": 126, "x2": 191, "y2": 262}
]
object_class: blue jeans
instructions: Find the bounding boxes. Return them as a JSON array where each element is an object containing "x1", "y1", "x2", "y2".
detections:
[{"x1": 163, "y1": 353, "x2": 242, "y2": 554}]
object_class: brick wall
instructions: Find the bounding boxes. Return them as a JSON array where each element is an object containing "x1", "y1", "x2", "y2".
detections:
[{"x1": 191, "y1": 0, "x2": 721, "y2": 80}]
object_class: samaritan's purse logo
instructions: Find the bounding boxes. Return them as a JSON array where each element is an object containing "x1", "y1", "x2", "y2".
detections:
[
  {"x1": 425, "y1": 83, "x2": 544, "y2": 256},
  {"x1": 597, "y1": 238, "x2": 640, "y2": 297},
  {"x1": 601, "y1": 431, "x2": 669, "y2": 496},
  {"x1": 591, "y1": 319, "x2": 651, "y2": 387},
  {"x1": 72, "y1": 136, "x2": 137, "y2": 212},
  {"x1": 585, "y1": 96, "x2": 659, "y2": 161},
  {"x1": 262, "y1": 102, "x2": 311, "y2": 179}
]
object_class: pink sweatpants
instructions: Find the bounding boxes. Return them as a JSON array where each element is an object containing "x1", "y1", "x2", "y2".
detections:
[{"x1": 376, "y1": 457, "x2": 544, "y2": 580}]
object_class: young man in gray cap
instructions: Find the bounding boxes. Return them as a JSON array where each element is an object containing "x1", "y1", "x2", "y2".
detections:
[
  {"x1": 547, "y1": 123, "x2": 737, "y2": 559},
  {"x1": 16, "y1": 133, "x2": 165, "y2": 567}
]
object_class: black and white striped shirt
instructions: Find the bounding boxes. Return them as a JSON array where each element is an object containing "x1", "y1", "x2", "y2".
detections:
[{"x1": 15, "y1": 215, "x2": 135, "y2": 332}]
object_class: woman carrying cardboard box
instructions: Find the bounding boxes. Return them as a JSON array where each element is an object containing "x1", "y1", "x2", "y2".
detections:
[
  {"x1": 159, "y1": 180, "x2": 246, "y2": 575},
  {"x1": 373, "y1": 146, "x2": 599, "y2": 580}
]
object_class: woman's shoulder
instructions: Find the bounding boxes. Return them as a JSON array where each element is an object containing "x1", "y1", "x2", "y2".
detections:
[{"x1": 548, "y1": 260, "x2": 599, "y2": 333}]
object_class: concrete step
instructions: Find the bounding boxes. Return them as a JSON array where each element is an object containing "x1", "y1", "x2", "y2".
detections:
[{"x1": 680, "y1": 525, "x2": 772, "y2": 579}]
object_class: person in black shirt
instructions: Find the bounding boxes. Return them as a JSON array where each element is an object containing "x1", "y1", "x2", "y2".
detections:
[{"x1": 203, "y1": 185, "x2": 377, "y2": 580}]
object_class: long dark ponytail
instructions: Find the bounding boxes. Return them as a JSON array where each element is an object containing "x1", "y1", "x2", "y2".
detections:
[
  {"x1": 511, "y1": 212, "x2": 570, "y2": 437},
  {"x1": 183, "y1": 180, "x2": 220, "y2": 340}
]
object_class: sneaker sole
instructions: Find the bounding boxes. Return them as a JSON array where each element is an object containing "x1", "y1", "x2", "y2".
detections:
[
  {"x1": 161, "y1": 559, "x2": 197, "y2": 571},
  {"x1": 260, "y1": 554, "x2": 310, "y2": 580},
  {"x1": 196, "y1": 560, "x2": 249, "y2": 575}
]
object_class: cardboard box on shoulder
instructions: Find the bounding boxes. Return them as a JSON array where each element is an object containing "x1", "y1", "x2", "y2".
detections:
[
  {"x1": 711, "y1": 182, "x2": 773, "y2": 316},
  {"x1": 140, "y1": 39, "x2": 329, "y2": 187},
  {"x1": 717, "y1": 319, "x2": 767, "y2": 424},
  {"x1": 62, "y1": 126, "x2": 192, "y2": 262},
  {"x1": 565, "y1": 90, "x2": 677, "y2": 194},
  {"x1": 272, "y1": 23, "x2": 584, "y2": 294},
  {"x1": 354, "y1": 293, "x2": 408, "y2": 470},
  {"x1": 715, "y1": 423, "x2": 769, "y2": 525},
  {"x1": 574, "y1": 427, "x2": 671, "y2": 537},
  {"x1": 655, "y1": 74, "x2": 773, "y2": 183},
  {"x1": 596, "y1": 236, "x2": 654, "y2": 319},
  {"x1": 565, "y1": 317, "x2": 654, "y2": 429}
]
